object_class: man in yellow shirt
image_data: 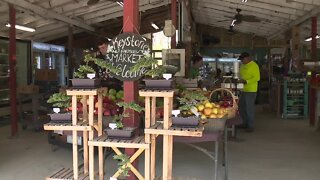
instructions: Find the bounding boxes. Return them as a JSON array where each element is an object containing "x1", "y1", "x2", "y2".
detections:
[{"x1": 238, "y1": 52, "x2": 260, "y2": 132}]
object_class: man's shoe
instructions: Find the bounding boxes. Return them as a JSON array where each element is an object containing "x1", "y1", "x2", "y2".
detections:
[{"x1": 245, "y1": 127, "x2": 254, "y2": 133}]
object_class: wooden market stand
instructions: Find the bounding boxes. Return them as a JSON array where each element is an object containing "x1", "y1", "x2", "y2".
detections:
[
  {"x1": 44, "y1": 88, "x2": 105, "y2": 180},
  {"x1": 43, "y1": 89, "x2": 206, "y2": 180}
]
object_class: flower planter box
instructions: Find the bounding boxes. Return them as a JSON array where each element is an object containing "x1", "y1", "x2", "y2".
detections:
[
  {"x1": 70, "y1": 78, "x2": 101, "y2": 88},
  {"x1": 143, "y1": 79, "x2": 175, "y2": 89},
  {"x1": 104, "y1": 127, "x2": 136, "y2": 139},
  {"x1": 49, "y1": 113, "x2": 72, "y2": 123},
  {"x1": 172, "y1": 116, "x2": 199, "y2": 127}
]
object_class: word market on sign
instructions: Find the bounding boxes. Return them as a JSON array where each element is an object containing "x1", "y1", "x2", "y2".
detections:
[{"x1": 105, "y1": 33, "x2": 150, "y2": 81}]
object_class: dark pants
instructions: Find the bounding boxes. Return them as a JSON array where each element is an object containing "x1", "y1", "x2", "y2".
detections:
[{"x1": 239, "y1": 92, "x2": 257, "y2": 128}]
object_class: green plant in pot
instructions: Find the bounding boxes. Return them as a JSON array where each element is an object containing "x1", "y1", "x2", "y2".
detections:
[
  {"x1": 111, "y1": 154, "x2": 131, "y2": 180},
  {"x1": 130, "y1": 55, "x2": 178, "y2": 89},
  {"x1": 47, "y1": 92, "x2": 72, "y2": 123},
  {"x1": 105, "y1": 101, "x2": 144, "y2": 138},
  {"x1": 72, "y1": 54, "x2": 119, "y2": 88},
  {"x1": 172, "y1": 90, "x2": 207, "y2": 127}
]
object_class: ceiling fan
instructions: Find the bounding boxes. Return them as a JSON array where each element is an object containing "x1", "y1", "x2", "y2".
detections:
[{"x1": 218, "y1": 8, "x2": 261, "y2": 25}]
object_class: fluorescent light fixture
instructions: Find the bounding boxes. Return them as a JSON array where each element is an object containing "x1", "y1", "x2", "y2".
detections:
[
  {"x1": 151, "y1": 22, "x2": 159, "y2": 30},
  {"x1": 6, "y1": 23, "x2": 35, "y2": 32},
  {"x1": 231, "y1": 19, "x2": 236, "y2": 27},
  {"x1": 242, "y1": 0, "x2": 248, "y2": 2},
  {"x1": 116, "y1": 1, "x2": 123, "y2": 7},
  {"x1": 305, "y1": 34, "x2": 320, "y2": 41}
]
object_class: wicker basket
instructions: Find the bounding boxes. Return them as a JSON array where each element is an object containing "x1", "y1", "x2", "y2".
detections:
[{"x1": 209, "y1": 88, "x2": 237, "y2": 119}]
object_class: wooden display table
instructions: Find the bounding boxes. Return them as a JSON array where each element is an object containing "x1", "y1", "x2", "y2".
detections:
[
  {"x1": 44, "y1": 88, "x2": 104, "y2": 180},
  {"x1": 88, "y1": 135, "x2": 150, "y2": 180},
  {"x1": 140, "y1": 89, "x2": 204, "y2": 180}
]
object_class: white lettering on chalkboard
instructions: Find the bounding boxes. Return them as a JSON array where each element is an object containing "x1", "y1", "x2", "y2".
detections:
[{"x1": 106, "y1": 33, "x2": 150, "y2": 81}]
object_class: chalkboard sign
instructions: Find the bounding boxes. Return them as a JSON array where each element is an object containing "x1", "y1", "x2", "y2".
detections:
[{"x1": 105, "y1": 33, "x2": 150, "y2": 81}]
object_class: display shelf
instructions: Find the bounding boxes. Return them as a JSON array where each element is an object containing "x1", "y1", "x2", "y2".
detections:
[
  {"x1": 144, "y1": 122, "x2": 204, "y2": 137},
  {"x1": 46, "y1": 168, "x2": 89, "y2": 180},
  {"x1": 44, "y1": 121, "x2": 93, "y2": 131},
  {"x1": 89, "y1": 135, "x2": 148, "y2": 148},
  {"x1": 283, "y1": 78, "x2": 308, "y2": 119},
  {"x1": 44, "y1": 88, "x2": 105, "y2": 180},
  {"x1": 89, "y1": 135, "x2": 149, "y2": 180}
]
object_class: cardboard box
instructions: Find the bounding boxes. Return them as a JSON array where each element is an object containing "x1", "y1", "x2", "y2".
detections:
[
  {"x1": 17, "y1": 84, "x2": 39, "y2": 94},
  {"x1": 35, "y1": 69, "x2": 57, "y2": 81}
]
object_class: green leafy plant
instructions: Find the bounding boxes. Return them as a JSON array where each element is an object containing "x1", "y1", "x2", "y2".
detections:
[
  {"x1": 112, "y1": 102, "x2": 144, "y2": 129},
  {"x1": 74, "y1": 54, "x2": 120, "y2": 78},
  {"x1": 130, "y1": 55, "x2": 166, "y2": 78},
  {"x1": 47, "y1": 92, "x2": 71, "y2": 110},
  {"x1": 178, "y1": 90, "x2": 207, "y2": 113},
  {"x1": 113, "y1": 154, "x2": 130, "y2": 178}
]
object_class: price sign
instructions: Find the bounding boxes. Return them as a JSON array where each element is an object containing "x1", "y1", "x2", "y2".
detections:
[{"x1": 106, "y1": 33, "x2": 150, "y2": 81}]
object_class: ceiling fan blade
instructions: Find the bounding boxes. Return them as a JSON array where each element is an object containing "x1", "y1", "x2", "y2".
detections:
[{"x1": 87, "y1": 0, "x2": 100, "y2": 5}]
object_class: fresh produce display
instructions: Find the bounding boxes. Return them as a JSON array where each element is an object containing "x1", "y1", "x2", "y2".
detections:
[
  {"x1": 176, "y1": 90, "x2": 234, "y2": 120},
  {"x1": 101, "y1": 89, "x2": 124, "y2": 116}
]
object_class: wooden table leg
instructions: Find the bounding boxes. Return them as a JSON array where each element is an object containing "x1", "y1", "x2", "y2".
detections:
[
  {"x1": 83, "y1": 131, "x2": 88, "y2": 174},
  {"x1": 151, "y1": 135, "x2": 156, "y2": 180},
  {"x1": 73, "y1": 130, "x2": 78, "y2": 180},
  {"x1": 99, "y1": 146, "x2": 104, "y2": 180}
]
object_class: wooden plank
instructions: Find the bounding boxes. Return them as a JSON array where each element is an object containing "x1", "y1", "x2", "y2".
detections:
[
  {"x1": 163, "y1": 134, "x2": 169, "y2": 180},
  {"x1": 44, "y1": 124, "x2": 93, "y2": 131},
  {"x1": 88, "y1": 95, "x2": 95, "y2": 180},
  {"x1": 67, "y1": 89, "x2": 98, "y2": 96},
  {"x1": 145, "y1": 97, "x2": 151, "y2": 128},
  {"x1": 98, "y1": 146, "x2": 104, "y2": 180},
  {"x1": 150, "y1": 135, "x2": 156, "y2": 180},
  {"x1": 82, "y1": 96, "x2": 88, "y2": 121},
  {"x1": 151, "y1": 97, "x2": 156, "y2": 126},
  {"x1": 139, "y1": 90, "x2": 174, "y2": 97},
  {"x1": 163, "y1": 97, "x2": 170, "y2": 129},
  {"x1": 97, "y1": 93, "x2": 103, "y2": 135},
  {"x1": 145, "y1": 124, "x2": 203, "y2": 137},
  {"x1": 73, "y1": 130, "x2": 78, "y2": 179},
  {"x1": 167, "y1": 135, "x2": 173, "y2": 179},
  {"x1": 83, "y1": 131, "x2": 88, "y2": 174},
  {"x1": 88, "y1": 139, "x2": 149, "y2": 148}
]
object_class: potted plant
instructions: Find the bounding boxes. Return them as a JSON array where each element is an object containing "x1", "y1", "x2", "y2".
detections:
[
  {"x1": 129, "y1": 55, "x2": 177, "y2": 89},
  {"x1": 71, "y1": 54, "x2": 119, "y2": 88},
  {"x1": 110, "y1": 154, "x2": 131, "y2": 180},
  {"x1": 172, "y1": 90, "x2": 207, "y2": 127},
  {"x1": 105, "y1": 102, "x2": 144, "y2": 139},
  {"x1": 47, "y1": 92, "x2": 72, "y2": 123}
]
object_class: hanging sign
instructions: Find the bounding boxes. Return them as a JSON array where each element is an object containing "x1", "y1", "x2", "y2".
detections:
[{"x1": 105, "y1": 33, "x2": 150, "y2": 81}]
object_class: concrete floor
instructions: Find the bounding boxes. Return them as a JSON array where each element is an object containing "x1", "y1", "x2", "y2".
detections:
[{"x1": 0, "y1": 111, "x2": 320, "y2": 180}]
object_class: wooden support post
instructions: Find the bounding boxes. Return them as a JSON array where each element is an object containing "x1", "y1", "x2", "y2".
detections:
[
  {"x1": 89, "y1": 95, "x2": 95, "y2": 180},
  {"x1": 72, "y1": 95, "x2": 78, "y2": 180},
  {"x1": 83, "y1": 95, "x2": 88, "y2": 174},
  {"x1": 151, "y1": 97, "x2": 156, "y2": 125},
  {"x1": 163, "y1": 97, "x2": 172, "y2": 180},
  {"x1": 98, "y1": 93, "x2": 104, "y2": 180}
]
